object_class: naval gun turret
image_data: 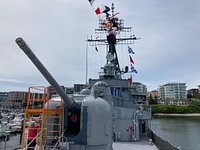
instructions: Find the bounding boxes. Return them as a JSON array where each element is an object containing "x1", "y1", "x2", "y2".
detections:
[{"x1": 15, "y1": 37, "x2": 113, "y2": 150}]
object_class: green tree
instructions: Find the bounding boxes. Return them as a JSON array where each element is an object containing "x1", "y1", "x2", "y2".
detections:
[
  {"x1": 154, "y1": 95, "x2": 158, "y2": 104},
  {"x1": 149, "y1": 94, "x2": 154, "y2": 104},
  {"x1": 187, "y1": 93, "x2": 193, "y2": 99}
]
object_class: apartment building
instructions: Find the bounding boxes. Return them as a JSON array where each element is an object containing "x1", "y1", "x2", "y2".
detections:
[
  {"x1": 0, "y1": 92, "x2": 8, "y2": 108},
  {"x1": 47, "y1": 85, "x2": 74, "y2": 98},
  {"x1": 148, "y1": 90, "x2": 160, "y2": 99},
  {"x1": 159, "y1": 83, "x2": 187, "y2": 99},
  {"x1": 130, "y1": 82, "x2": 147, "y2": 104},
  {"x1": 6, "y1": 91, "x2": 28, "y2": 109}
]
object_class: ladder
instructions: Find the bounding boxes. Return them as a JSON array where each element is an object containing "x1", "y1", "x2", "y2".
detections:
[
  {"x1": 21, "y1": 86, "x2": 63, "y2": 150},
  {"x1": 43, "y1": 96, "x2": 63, "y2": 149}
]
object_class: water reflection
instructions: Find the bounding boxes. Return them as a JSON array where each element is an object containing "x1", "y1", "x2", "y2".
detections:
[{"x1": 151, "y1": 116, "x2": 200, "y2": 150}]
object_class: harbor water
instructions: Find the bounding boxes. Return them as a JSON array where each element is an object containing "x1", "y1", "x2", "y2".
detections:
[
  {"x1": 0, "y1": 133, "x2": 21, "y2": 150},
  {"x1": 151, "y1": 116, "x2": 200, "y2": 150}
]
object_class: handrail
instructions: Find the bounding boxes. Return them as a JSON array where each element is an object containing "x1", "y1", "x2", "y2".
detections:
[
  {"x1": 52, "y1": 129, "x2": 66, "y2": 150},
  {"x1": 132, "y1": 110, "x2": 143, "y2": 141}
]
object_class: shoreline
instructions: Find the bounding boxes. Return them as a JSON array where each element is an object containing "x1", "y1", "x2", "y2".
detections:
[{"x1": 153, "y1": 113, "x2": 200, "y2": 117}]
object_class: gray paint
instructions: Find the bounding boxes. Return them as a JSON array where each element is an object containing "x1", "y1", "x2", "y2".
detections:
[
  {"x1": 113, "y1": 107, "x2": 151, "y2": 141},
  {"x1": 65, "y1": 106, "x2": 88, "y2": 145}
]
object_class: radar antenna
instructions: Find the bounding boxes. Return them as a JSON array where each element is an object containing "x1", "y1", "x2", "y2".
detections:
[{"x1": 87, "y1": 3, "x2": 139, "y2": 78}]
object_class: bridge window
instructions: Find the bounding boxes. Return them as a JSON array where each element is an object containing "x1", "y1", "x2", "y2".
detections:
[{"x1": 110, "y1": 87, "x2": 121, "y2": 97}]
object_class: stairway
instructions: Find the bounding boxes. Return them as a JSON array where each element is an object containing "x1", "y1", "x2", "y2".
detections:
[{"x1": 21, "y1": 86, "x2": 63, "y2": 150}]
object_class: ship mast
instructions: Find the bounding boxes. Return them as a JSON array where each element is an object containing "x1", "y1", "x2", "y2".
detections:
[{"x1": 87, "y1": 3, "x2": 139, "y2": 79}]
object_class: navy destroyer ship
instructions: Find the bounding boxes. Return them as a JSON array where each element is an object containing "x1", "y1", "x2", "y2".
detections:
[{"x1": 15, "y1": 2, "x2": 154, "y2": 150}]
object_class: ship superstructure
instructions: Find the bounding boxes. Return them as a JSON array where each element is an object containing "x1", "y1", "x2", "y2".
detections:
[
  {"x1": 87, "y1": 3, "x2": 138, "y2": 107},
  {"x1": 87, "y1": 3, "x2": 151, "y2": 142}
]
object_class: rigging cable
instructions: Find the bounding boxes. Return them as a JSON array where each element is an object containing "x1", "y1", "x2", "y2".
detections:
[{"x1": 85, "y1": 35, "x2": 89, "y2": 85}]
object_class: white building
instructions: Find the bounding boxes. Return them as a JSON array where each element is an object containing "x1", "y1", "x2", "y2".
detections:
[
  {"x1": 131, "y1": 82, "x2": 147, "y2": 104},
  {"x1": 158, "y1": 83, "x2": 187, "y2": 99}
]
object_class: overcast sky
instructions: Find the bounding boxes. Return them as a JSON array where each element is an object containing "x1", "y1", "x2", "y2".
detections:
[{"x1": 0, "y1": 0, "x2": 200, "y2": 92}]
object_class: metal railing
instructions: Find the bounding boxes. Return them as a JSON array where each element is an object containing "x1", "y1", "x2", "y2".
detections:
[{"x1": 52, "y1": 129, "x2": 66, "y2": 150}]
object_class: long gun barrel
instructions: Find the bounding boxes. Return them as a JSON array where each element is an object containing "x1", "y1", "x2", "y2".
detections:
[{"x1": 15, "y1": 37, "x2": 79, "y2": 109}]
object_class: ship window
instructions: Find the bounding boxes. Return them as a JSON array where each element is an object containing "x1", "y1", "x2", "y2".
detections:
[{"x1": 110, "y1": 87, "x2": 121, "y2": 97}]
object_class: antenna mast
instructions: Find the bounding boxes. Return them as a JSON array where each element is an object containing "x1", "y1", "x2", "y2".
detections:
[{"x1": 87, "y1": 3, "x2": 139, "y2": 79}]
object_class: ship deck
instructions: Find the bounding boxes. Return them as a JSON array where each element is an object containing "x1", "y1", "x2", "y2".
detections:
[{"x1": 113, "y1": 140, "x2": 158, "y2": 150}]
